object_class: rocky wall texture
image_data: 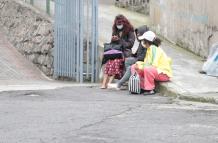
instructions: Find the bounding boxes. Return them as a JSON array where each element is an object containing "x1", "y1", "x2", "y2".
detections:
[
  {"x1": 150, "y1": 0, "x2": 218, "y2": 58},
  {"x1": 0, "y1": 0, "x2": 54, "y2": 76},
  {"x1": 115, "y1": 0, "x2": 149, "y2": 15}
]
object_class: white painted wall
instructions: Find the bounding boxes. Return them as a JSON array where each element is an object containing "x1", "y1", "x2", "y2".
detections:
[{"x1": 150, "y1": 0, "x2": 218, "y2": 57}]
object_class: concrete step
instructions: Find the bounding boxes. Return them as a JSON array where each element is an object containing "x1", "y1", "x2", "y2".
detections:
[{"x1": 158, "y1": 41, "x2": 218, "y2": 104}]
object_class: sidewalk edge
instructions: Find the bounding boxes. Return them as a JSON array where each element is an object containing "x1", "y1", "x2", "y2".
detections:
[{"x1": 158, "y1": 82, "x2": 218, "y2": 104}]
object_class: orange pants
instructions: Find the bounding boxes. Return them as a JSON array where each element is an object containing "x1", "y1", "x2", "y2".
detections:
[{"x1": 131, "y1": 65, "x2": 170, "y2": 90}]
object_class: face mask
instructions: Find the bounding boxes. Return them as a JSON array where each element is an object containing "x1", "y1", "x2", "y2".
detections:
[
  {"x1": 141, "y1": 41, "x2": 147, "y2": 48},
  {"x1": 116, "y1": 24, "x2": 123, "y2": 30}
]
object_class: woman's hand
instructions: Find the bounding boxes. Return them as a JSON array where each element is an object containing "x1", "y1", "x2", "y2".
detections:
[
  {"x1": 135, "y1": 63, "x2": 140, "y2": 71},
  {"x1": 111, "y1": 35, "x2": 119, "y2": 41}
]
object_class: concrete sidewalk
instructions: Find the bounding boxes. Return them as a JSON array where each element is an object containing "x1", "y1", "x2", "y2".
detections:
[
  {"x1": 159, "y1": 41, "x2": 218, "y2": 104},
  {"x1": 99, "y1": 4, "x2": 218, "y2": 104}
]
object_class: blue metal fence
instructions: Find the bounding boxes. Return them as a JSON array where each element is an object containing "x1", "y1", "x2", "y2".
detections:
[{"x1": 54, "y1": 0, "x2": 99, "y2": 83}]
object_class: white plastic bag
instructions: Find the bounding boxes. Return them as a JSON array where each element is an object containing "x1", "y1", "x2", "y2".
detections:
[
  {"x1": 202, "y1": 43, "x2": 218, "y2": 77},
  {"x1": 131, "y1": 40, "x2": 140, "y2": 54}
]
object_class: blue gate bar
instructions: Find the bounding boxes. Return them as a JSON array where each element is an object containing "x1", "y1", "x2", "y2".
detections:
[
  {"x1": 91, "y1": 0, "x2": 95, "y2": 83},
  {"x1": 54, "y1": 0, "x2": 99, "y2": 82},
  {"x1": 79, "y1": 0, "x2": 84, "y2": 83},
  {"x1": 72, "y1": 0, "x2": 76, "y2": 78},
  {"x1": 76, "y1": 0, "x2": 79, "y2": 82},
  {"x1": 86, "y1": 0, "x2": 90, "y2": 80},
  {"x1": 95, "y1": 0, "x2": 99, "y2": 82}
]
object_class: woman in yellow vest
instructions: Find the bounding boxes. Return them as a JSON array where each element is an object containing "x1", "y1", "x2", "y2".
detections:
[{"x1": 131, "y1": 31, "x2": 172, "y2": 95}]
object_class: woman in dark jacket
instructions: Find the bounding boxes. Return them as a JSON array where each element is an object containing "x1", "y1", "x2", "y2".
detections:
[
  {"x1": 101, "y1": 14, "x2": 135, "y2": 89},
  {"x1": 125, "y1": 25, "x2": 150, "y2": 68},
  {"x1": 111, "y1": 14, "x2": 135, "y2": 58}
]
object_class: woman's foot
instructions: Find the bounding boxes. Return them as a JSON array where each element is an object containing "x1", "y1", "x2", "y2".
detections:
[
  {"x1": 100, "y1": 85, "x2": 107, "y2": 89},
  {"x1": 143, "y1": 90, "x2": 156, "y2": 95},
  {"x1": 108, "y1": 83, "x2": 120, "y2": 90}
]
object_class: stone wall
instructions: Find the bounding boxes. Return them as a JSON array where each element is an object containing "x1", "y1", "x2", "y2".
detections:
[
  {"x1": 150, "y1": 0, "x2": 218, "y2": 58},
  {"x1": 115, "y1": 0, "x2": 150, "y2": 15},
  {"x1": 0, "y1": 0, "x2": 54, "y2": 76}
]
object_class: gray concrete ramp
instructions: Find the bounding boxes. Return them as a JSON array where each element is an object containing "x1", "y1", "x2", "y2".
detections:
[
  {"x1": 0, "y1": 30, "x2": 46, "y2": 81},
  {"x1": 0, "y1": 30, "x2": 83, "y2": 92}
]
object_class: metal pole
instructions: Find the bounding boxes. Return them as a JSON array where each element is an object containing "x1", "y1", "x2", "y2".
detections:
[
  {"x1": 76, "y1": 0, "x2": 80, "y2": 82},
  {"x1": 54, "y1": 0, "x2": 62, "y2": 78},
  {"x1": 91, "y1": 0, "x2": 95, "y2": 83},
  {"x1": 69, "y1": 0, "x2": 73, "y2": 78},
  {"x1": 95, "y1": 0, "x2": 99, "y2": 82},
  {"x1": 66, "y1": 0, "x2": 70, "y2": 77},
  {"x1": 86, "y1": 0, "x2": 90, "y2": 80},
  {"x1": 54, "y1": 0, "x2": 58, "y2": 78},
  {"x1": 72, "y1": 0, "x2": 76, "y2": 79},
  {"x1": 79, "y1": 0, "x2": 84, "y2": 83},
  {"x1": 62, "y1": 0, "x2": 67, "y2": 77}
]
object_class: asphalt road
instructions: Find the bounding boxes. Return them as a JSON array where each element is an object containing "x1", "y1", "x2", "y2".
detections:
[{"x1": 0, "y1": 87, "x2": 218, "y2": 143}]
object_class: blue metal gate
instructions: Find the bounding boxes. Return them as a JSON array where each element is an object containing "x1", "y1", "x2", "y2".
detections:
[{"x1": 54, "y1": 0, "x2": 99, "y2": 83}]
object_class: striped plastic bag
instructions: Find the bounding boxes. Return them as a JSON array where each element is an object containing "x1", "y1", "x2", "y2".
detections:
[{"x1": 128, "y1": 72, "x2": 141, "y2": 94}]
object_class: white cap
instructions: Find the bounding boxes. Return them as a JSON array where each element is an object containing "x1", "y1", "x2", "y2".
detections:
[{"x1": 138, "y1": 31, "x2": 156, "y2": 42}]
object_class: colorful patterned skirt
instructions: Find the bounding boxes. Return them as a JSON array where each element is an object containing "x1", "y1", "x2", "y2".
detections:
[{"x1": 104, "y1": 59, "x2": 124, "y2": 79}]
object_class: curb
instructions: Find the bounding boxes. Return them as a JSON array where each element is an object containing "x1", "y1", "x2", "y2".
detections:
[
  {"x1": 158, "y1": 82, "x2": 218, "y2": 104},
  {"x1": 0, "y1": 83, "x2": 100, "y2": 93}
]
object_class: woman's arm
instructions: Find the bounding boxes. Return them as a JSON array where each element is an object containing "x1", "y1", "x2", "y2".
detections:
[
  {"x1": 120, "y1": 31, "x2": 135, "y2": 49},
  {"x1": 136, "y1": 45, "x2": 147, "y2": 61}
]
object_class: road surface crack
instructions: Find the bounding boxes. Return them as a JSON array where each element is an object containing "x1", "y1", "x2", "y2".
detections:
[{"x1": 76, "y1": 105, "x2": 141, "y2": 131}]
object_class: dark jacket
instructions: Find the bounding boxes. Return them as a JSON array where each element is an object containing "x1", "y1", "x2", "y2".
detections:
[
  {"x1": 135, "y1": 25, "x2": 149, "y2": 61},
  {"x1": 136, "y1": 44, "x2": 146, "y2": 61},
  {"x1": 112, "y1": 30, "x2": 135, "y2": 58}
]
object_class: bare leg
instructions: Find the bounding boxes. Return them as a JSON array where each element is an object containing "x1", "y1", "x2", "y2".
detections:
[
  {"x1": 101, "y1": 74, "x2": 109, "y2": 89},
  {"x1": 108, "y1": 75, "x2": 115, "y2": 84}
]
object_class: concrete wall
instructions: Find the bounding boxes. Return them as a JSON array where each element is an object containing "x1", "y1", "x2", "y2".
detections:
[
  {"x1": 21, "y1": 0, "x2": 55, "y2": 17},
  {"x1": 0, "y1": 0, "x2": 54, "y2": 76},
  {"x1": 150, "y1": 0, "x2": 218, "y2": 57}
]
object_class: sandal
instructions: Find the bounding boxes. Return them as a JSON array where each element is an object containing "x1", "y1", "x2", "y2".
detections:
[
  {"x1": 143, "y1": 90, "x2": 156, "y2": 95},
  {"x1": 199, "y1": 70, "x2": 206, "y2": 74},
  {"x1": 107, "y1": 83, "x2": 121, "y2": 90}
]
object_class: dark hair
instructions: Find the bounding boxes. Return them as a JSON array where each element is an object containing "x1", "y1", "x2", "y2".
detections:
[
  {"x1": 135, "y1": 25, "x2": 149, "y2": 36},
  {"x1": 135, "y1": 25, "x2": 149, "y2": 42},
  {"x1": 143, "y1": 39, "x2": 153, "y2": 46},
  {"x1": 153, "y1": 37, "x2": 162, "y2": 47},
  {"x1": 112, "y1": 14, "x2": 134, "y2": 36}
]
